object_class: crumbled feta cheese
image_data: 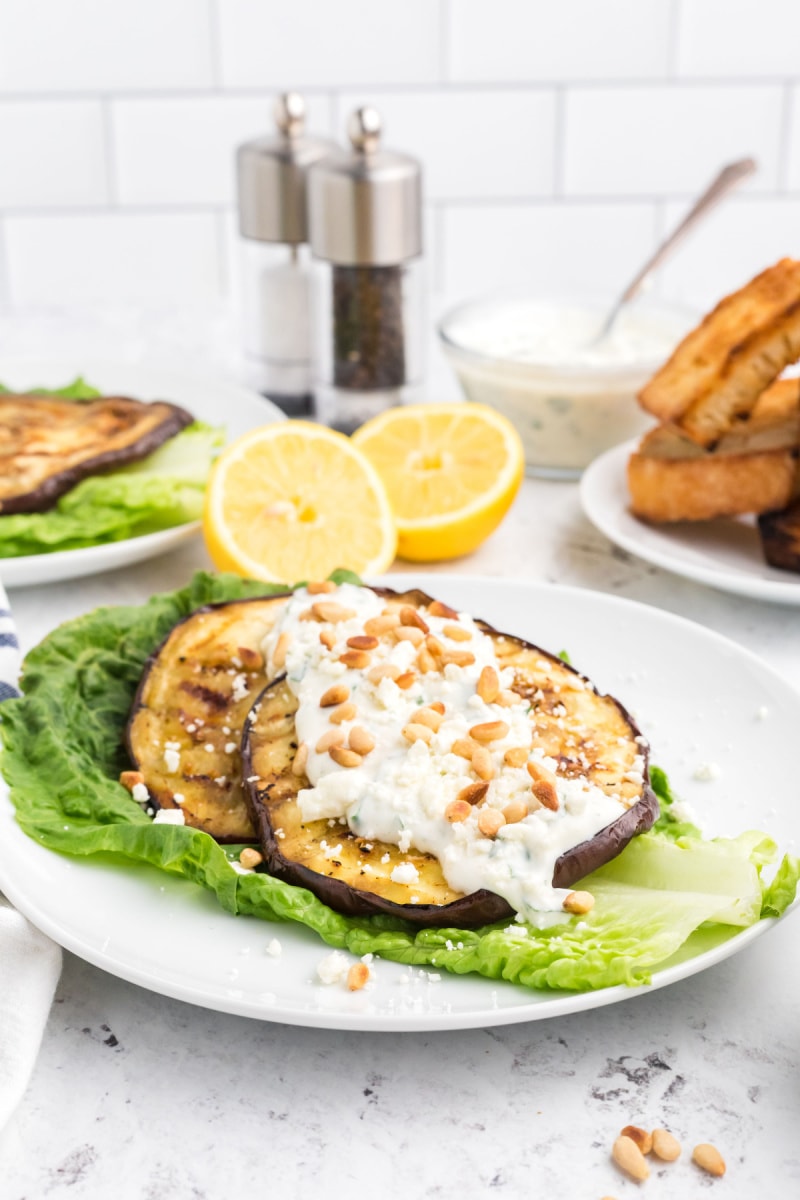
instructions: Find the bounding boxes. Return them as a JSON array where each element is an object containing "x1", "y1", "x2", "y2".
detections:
[
  {"x1": 152, "y1": 809, "x2": 185, "y2": 826},
  {"x1": 131, "y1": 782, "x2": 149, "y2": 804},
  {"x1": 265, "y1": 939, "x2": 282, "y2": 957},
  {"x1": 172, "y1": 793, "x2": 185, "y2": 805},
  {"x1": 204, "y1": 743, "x2": 215, "y2": 753},
  {"x1": 391, "y1": 862, "x2": 419, "y2": 885},
  {"x1": 225, "y1": 742, "x2": 237, "y2": 754},
  {"x1": 693, "y1": 762, "x2": 721, "y2": 782},
  {"x1": 316, "y1": 950, "x2": 349, "y2": 985},
  {"x1": 231, "y1": 673, "x2": 249, "y2": 702},
  {"x1": 163, "y1": 748, "x2": 180, "y2": 774}
]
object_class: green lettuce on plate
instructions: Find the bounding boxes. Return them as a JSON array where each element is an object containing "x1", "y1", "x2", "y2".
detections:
[
  {"x1": 1, "y1": 571, "x2": 797, "y2": 993},
  {"x1": 0, "y1": 379, "x2": 223, "y2": 558}
]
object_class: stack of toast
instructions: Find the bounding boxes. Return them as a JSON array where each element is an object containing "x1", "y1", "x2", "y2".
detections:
[{"x1": 627, "y1": 258, "x2": 800, "y2": 572}]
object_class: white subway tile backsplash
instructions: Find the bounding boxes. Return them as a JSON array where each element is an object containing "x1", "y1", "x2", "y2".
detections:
[
  {"x1": 218, "y1": 0, "x2": 441, "y2": 88},
  {"x1": 0, "y1": 102, "x2": 107, "y2": 208},
  {"x1": 564, "y1": 86, "x2": 781, "y2": 197},
  {"x1": 448, "y1": 0, "x2": 672, "y2": 82},
  {"x1": 113, "y1": 96, "x2": 334, "y2": 207},
  {"x1": 5, "y1": 213, "x2": 221, "y2": 306},
  {"x1": 657, "y1": 198, "x2": 800, "y2": 309},
  {"x1": 336, "y1": 90, "x2": 556, "y2": 201},
  {"x1": 440, "y1": 201, "x2": 657, "y2": 302},
  {"x1": 0, "y1": 0, "x2": 214, "y2": 93},
  {"x1": 677, "y1": 0, "x2": 800, "y2": 78}
]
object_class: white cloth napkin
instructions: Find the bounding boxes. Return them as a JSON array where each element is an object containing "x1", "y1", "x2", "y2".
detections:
[{"x1": 0, "y1": 581, "x2": 63, "y2": 1130}]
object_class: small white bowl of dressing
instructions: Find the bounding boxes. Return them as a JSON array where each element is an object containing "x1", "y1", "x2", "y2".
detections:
[{"x1": 438, "y1": 296, "x2": 693, "y2": 479}]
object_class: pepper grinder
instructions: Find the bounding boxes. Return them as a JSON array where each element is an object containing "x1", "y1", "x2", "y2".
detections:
[
  {"x1": 308, "y1": 106, "x2": 424, "y2": 433},
  {"x1": 236, "y1": 93, "x2": 336, "y2": 416}
]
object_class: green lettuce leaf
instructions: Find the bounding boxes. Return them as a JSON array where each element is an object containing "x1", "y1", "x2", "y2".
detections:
[
  {"x1": 0, "y1": 422, "x2": 222, "y2": 557},
  {"x1": 2, "y1": 572, "x2": 797, "y2": 993},
  {"x1": 0, "y1": 375, "x2": 101, "y2": 400}
]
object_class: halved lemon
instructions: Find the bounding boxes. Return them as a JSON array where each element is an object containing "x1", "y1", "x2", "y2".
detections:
[
  {"x1": 352, "y1": 403, "x2": 524, "y2": 561},
  {"x1": 203, "y1": 422, "x2": 397, "y2": 582}
]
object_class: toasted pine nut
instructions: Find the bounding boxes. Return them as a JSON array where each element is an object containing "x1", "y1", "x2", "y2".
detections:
[
  {"x1": 272, "y1": 631, "x2": 290, "y2": 670},
  {"x1": 416, "y1": 648, "x2": 437, "y2": 674},
  {"x1": 316, "y1": 728, "x2": 345, "y2": 753},
  {"x1": 298, "y1": 609, "x2": 317, "y2": 621},
  {"x1": 311, "y1": 601, "x2": 356, "y2": 623},
  {"x1": 307, "y1": 580, "x2": 336, "y2": 594},
  {"x1": 425, "y1": 634, "x2": 445, "y2": 658},
  {"x1": 692, "y1": 1144, "x2": 725, "y2": 1177},
  {"x1": 428, "y1": 599, "x2": 459, "y2": 619},
  {"x1": 239, "y1": 847, "x2": 263, "y2": 869},
  {"x1": 339, "y1": 649, "x2": 372, "y2": 670},
  {"x1": 400, "y1": 605, "x2": 430, "y2": 633},
  {"x1": 612, "y1": 1136, "x2": 649, "y2": 1183},
  {"x1": 238, "y1": 645, "x2": 264, "y2": 670},
  {"x1": 532, "y1": 780, "x2": 559, "y2": 810},
  {"x1": 394, "y1": 626, "x2": 425, "y2": 647},
  {"x1": 329, "y1": 701, "x2": 357, "y2": 725},
  {"x1": 416, "y1": 707, "x2": 444, "y2": 732},
  {"x1": 471, "y1": 746, "x2": 494, "y2": 781},
  {"x1": 329, "y1": 745, "x2": 363, "y2": 769},
  {"x1": 364, "y1": 613, "x2": 400, "y2": 636},
  {"x1": 367, "y1": 663, "x2": 400, "y2": 684},
  {"x1": 477, "y1": 808, "x2": 506, "y2": 838},
  {"x1": 502, "y1": 800, "x2": 528, "y2": 824},
  {"x1": 442, "y1": 623, "x2": 471, "y2": 642},
  {"x1": 476, "y1": 665, "x2": 500, "y2": 704},
  {"x1": 402, "y1": 723, "x2": 433, "y2": 745},
  {"x1": 503, "y1": 747, "x2": 529, "y2": 768},
  {"x1": 429, "y1": 701, "x2": 445, "y2": 715},
  {"x1": 347, "y1": 635, "x2": 379, "y2": 651},
  {"x1": 526, "y1": 760, "x2": 558, "y2": 787},
  {"x1": 495, "y1": 690, "x2": 519, "y2": 707},
  {"x1": 347, "y1": 962, "x2": 370, "y2": 991},
  {"x1": 442, "y1": 650, "x2": 476, "y2": 668},
  {"x1": 395, "y1": 671, "x2": 416, "y2": 690},
  {"x1": 651, "y1": 1129, "x2": 681, "y2": 1162},
  {"x1": 319, "y1": 629, "x2": 336, "y2": 650},
  {"x1": 451, "y1": 737, "x2": 479, "y2": 759},
  {"x1": 292, "y1": 742, "x2": 309, "y2": 776},
  {"x1": 458, "y1": 781, "x2": 490, "y2": 806},
  {"x1": 470, "y1": 720, "x2": 510, "y2": 743},
  {"x1": 120, "y1": 770, "x2": 145, "y2": 792},
  {"x1": 563, "y1": 890, "x2": 594, "y2": 914},
  {"x1": 349, "y1": 727, "x2": 375, "y2": 756},
  {"x1": 320, "y1": 684, "x2": 349, "y2": 707},
  {"x1": 620, "y1": 1127, "x2": 653, "y2": 1156},
  {"x1": 445, "y1": 799, "x2": 472, "y2": 823}
]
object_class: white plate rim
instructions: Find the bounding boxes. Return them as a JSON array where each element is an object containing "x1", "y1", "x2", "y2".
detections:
[
  {"x1": 0, "y1": 357, "x2": 283, "y2": 588},
  {"x1": 0, "y1": 573, "x2": 796, "y2": 1031},
  {"x1": 580, "y1": 440, "x2": 800, "y2": 605}
]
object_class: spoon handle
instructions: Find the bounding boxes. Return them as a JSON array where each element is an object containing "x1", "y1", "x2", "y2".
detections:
[{"x1": 599, "y1": 157, "x2": 757, "y2": 338}]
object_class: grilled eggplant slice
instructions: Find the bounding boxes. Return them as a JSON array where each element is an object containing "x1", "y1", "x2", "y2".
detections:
[
  {"x1": 0, "y1": 393, "x2": 193, "y2": 514},
  {"x1": 126, "y1": 595, "x2": 289, "y2": 841},
  {"x1": 241, "y1": 587, "x2": 658, "y2": 927},
  {"x1": 759, "y1": 499, "x2": 800, "y2": 573}
]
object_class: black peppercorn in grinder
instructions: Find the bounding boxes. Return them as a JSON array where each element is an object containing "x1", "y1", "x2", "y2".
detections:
[
  {"x1": 236, "y1": 93, "x2": 337, "y2": 417},
  {"x1": 308, "y1": 106, "x2": 424, "y2": 433}
]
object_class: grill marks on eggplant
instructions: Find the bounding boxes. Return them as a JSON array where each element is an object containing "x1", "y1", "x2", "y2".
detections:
[
  {"x1": 240, "y1": 587, "x2": 658, "y2": 927},
  {"x1": 126, "y1": 596, "x2": 289, "y2": 841},
  {"x1": 0, "y1": 393, "x2": 194, "y2": 514}
]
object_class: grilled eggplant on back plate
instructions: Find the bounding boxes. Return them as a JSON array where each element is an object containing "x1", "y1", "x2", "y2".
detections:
[{"x1": 0, "y1": 393, "x2": 193, "y2": 514}]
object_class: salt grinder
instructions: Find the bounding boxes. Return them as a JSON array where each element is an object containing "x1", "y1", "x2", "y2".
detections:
[
  {"x1": 236, "y1": 93, "x2": 336, "y2": 416},
  {"x1": 308, "y1": 106, "x2": 424, "y2": 432}
]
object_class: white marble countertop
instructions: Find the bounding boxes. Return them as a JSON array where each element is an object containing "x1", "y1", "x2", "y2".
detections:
[{"x1": 1, "y1": 475, "x2": 798, "y2": 1199}]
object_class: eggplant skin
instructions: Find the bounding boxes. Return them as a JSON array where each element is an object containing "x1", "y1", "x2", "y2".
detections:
[
  {"x1": 0, "y1": 393, "x2": 194, "y2": 514},
  {"x1": 126, "y1": 594, "x2": 290, "y2": 842},
  {"x1": 758, "y1": 500, "x2": 800, "y2": 573},
  {"x1": 241, "y1": 586, "x2": 659, "y2": 928}
]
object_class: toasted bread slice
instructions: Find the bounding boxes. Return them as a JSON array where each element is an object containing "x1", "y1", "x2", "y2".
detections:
[
  {"x1": 638, "y1": 259, "x2": 800, "y2": 446},
  {"x1": 627, "y1": 447, "x2": 798, "y2": 522},
  {"x1": 758, "y1": 499, "x2": 800, "y2": 573}
]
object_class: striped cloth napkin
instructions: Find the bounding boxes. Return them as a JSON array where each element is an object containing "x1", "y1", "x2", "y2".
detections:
[{"x1": 0, "y1": 582, "x2": 62, "y2": 1130}]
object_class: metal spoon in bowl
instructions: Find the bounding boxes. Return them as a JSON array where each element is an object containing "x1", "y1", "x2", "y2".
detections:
[{"x1": 593, "y1": 157, "x2": 757, "y2": 344}]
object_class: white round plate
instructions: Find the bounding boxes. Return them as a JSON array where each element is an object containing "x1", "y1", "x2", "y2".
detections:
[
  {"x1": 0, "y1": 574, "x2": 797, "y2": 1031},
  {"x1": 581, "y1": 440, "x2": 800, "y2": 605},
  {"x1": 0, "y1": 357, "x2": 283, "y2": 588}
]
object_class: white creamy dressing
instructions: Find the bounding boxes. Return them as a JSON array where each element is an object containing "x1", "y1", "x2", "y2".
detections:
[{"x1": 260, "y1": 584, "x2": 636, "y2": 920}]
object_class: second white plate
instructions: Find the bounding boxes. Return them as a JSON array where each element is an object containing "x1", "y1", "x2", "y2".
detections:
[
  {"x1": 0, "y1": 357, "x2": 283, "y2": 588},
  {"x1": 0, "y1": 574, "x2": 797, "y2": 1031},
  {"x1": 581, "y1": 440, "x2": 800, "y2": 605}
]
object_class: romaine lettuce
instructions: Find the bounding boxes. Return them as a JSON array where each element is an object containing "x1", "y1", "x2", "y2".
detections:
[{"x1": 1, "y1": 571, "x2": 797, "y2": 993}]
